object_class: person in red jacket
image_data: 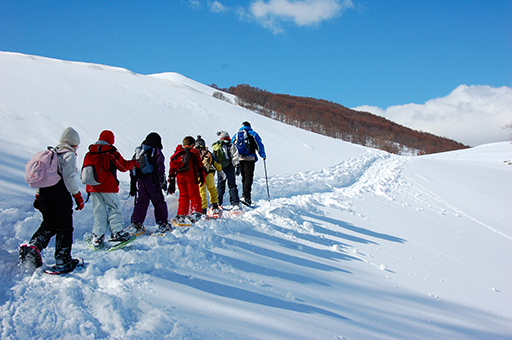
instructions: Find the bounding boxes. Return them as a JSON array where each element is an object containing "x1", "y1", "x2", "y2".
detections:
[
  {"x1": 168, "y1": 136, "x2": 206, "y2": 225},
  {"x1": 86, "y1": 130, "x2": 138, "y2": 249}
]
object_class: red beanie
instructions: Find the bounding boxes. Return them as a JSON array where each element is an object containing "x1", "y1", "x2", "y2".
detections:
[{"x1": 99, "y1": 130, "x2": 115, "y2": 145}]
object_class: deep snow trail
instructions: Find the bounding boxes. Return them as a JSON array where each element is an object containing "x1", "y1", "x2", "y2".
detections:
[{"x1": 1, "y1": 151, "x2": 510, "y2": 340}]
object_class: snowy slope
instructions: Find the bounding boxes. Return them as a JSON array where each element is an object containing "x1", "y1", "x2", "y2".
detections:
[
  {"x1": 0, "y1": 52, "x2": 511, "y2": 339},
  {"x1": 0, "y1": 52, "x2": 365, "y2": 200}
]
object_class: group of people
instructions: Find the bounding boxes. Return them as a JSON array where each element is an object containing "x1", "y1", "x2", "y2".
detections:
[{"x1": 19, "y1": 122, "x2": 265, "y2": 274}]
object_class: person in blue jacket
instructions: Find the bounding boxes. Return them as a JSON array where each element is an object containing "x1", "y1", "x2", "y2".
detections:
[{"x1": 232, "y1": 122, "x2": 266, "y2": 206}]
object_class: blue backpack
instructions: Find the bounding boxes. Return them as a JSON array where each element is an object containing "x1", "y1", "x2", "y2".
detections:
[
  {"x1": 132, "y1": 145, "x2": 154, "y2": 176},
  {"x1": 235, "y1": 130, "x2": 255, "y2": 156}
]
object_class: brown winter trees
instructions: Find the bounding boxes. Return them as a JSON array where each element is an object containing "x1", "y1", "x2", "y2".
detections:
[{"x1": 217, "y1": 84, "x2": 468, "y2": 155}]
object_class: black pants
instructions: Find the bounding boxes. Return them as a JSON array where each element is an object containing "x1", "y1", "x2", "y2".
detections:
[
  {"x1": 30, "y1": 180, "x2": 74, "y2": 265},
  {"x1": 240, "y1": 160, "x2": 255, "y2": 201}
]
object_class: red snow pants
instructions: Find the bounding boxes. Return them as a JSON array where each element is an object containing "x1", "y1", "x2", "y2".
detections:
[{"x1": 176, "y1": 170, "x2": 202, "y2": 216}]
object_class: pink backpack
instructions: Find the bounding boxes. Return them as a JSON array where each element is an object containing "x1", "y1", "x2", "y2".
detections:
[{"x1": 25, "y1": 147, "x2": 61, "y2": 188}]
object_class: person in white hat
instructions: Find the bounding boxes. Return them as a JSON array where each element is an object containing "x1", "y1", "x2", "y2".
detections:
[
  {"x1": 20, "y1": 127, "x2": 85, "y2": 274},
  {"x1": 212, "y1": 130, "x2": 241, "y2": 211}
]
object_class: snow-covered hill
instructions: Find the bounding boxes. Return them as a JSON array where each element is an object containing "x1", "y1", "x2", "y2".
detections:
[{"x1": 0, "y1": 52, "x2": 511, "y2": 339}]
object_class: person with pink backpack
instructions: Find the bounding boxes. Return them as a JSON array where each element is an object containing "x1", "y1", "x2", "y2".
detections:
[{"x1": 20, "y1": 127, "x2": 85, "y2": 274}]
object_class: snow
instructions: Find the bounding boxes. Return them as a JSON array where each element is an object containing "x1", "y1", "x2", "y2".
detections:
[{"x1": 0, "y1": 51, "x2": 511, "y2": 339}]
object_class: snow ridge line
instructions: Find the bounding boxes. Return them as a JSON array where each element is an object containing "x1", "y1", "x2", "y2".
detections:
[{"x1": 409, "y1": 178, "x2": 512, "y2": 241}]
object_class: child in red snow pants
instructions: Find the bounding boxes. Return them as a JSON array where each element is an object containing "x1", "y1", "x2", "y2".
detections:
[{"x1": 176, "y1": 170, "x2": 202, "y2": 216}]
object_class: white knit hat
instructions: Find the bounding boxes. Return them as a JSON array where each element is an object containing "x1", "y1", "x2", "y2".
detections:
[
  {"x1": 217, "y1": 131, "x2": 230, "y2": 141},
  {"x1": 59, "y1": 127, "x2": 81, "y2": 146}
]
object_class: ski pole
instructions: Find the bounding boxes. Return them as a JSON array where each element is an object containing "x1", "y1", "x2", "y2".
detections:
[{"x1": 263, "y1": 158, "x2": 270, "y2": 201}]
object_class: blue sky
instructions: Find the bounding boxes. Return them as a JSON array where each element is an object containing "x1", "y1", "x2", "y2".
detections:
[
  {"x1": 1, "y1": 0, "x2": 509, "y2": 108},
  {"x1": 1, "y1": 0, "x2": 511, "y2": 145}
]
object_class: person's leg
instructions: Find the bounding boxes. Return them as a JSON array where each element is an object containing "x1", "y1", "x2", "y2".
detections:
[
  {"x1": 148, "y1": 179, "x2": 169, "y2": 225},
  {"x1": 223, "y1": 165, "x2": 240, "y2": 206},
  {"x1": 103, "y1": 192, "x2": 124, "y2": 234},
  {"x1": 131, "y1": 180, "x2": 150, "y2": 224},
  {"x1": 30, "y1": 190, "x2": 58, "y2": 251},
  {"x1": 91, "y1": 192, "x2": 109, "y2": 237},
  {"x1": 240, "y1": 160, "x2": 255, "y2": 202},
  {"x1": 216, "y1": 172, "x2": 227, "y2": 206},
  {"x1": 205, "y1": 173, "x2": 219, "y2": 205},
  {"x1": 52, "y1": 185, "x2": 74, "y2": 266},
  {"x1": 199, "y1": 181, "x2": 208, "y2": 210},
  {"x1": 176, "y1": 174, "x2": 190, "y2": 216},
  {"x1": 188, "y1": 176, "x2": 203, "y2": 214}
]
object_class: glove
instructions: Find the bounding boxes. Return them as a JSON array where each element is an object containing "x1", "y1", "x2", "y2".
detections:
[
  {"x1": 160, "y1": 175, "x2": 168, "y2": 192},
  {"x1": 198, "y1": 170, "x2": 205, "y2": 187},
  {"x1": 129, "y1": 177, "x2": 137, "y2": 196},
  {"x1": 33, "y1": 194, "x2": 41, "y2": 211},
  {"x1": 167, "y1": 176, "x2": 176, "y2": 195},
  {"x1": 235, "y1": 165, "x2": 241, "y2": 176},
  {"x1": 73, "y1": 192, "x2": 84, "y2": 211},
  {"x1": 218, "y1": 170, "x2": 226, "y2": 181}
]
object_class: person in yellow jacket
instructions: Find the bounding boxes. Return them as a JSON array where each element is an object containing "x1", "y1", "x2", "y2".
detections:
[{"x1": 194, "y1": 136, "x2": 226, "y2": 218}]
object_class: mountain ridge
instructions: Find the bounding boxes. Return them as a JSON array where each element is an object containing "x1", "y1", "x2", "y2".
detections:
[{"x1": 215, "y1": 83, "x2": 469, "y2": 155}]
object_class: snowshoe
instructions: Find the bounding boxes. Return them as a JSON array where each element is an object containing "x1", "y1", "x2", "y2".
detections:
[
  {"x1": 107, "y1": 231, "x2": 136, "y2": 251},
  {"x1": 151, "y1": 222, "x2": 174, "y2": 237},
  {"x1": 187, "y1": 212, "x2": 203, "y2": 223},
  {"x1": 44, "y1": 258, "x2": 84, "y2": 275},
  {"x1": 84, "y1": 233, "x2": 104, "y2": 251},
  {"x1": 207, "y1": 205, "x2": 222, "y2": 219},
  {"x1": 229, "y1": 204, "x2": 244, "y2": 216},
  {"x1": 125, "y1": 222, "x2": 146, "y2": 236},
  {"x1": 240, "y1": 197, "x2": 252, "y2": 207},
  {"x1": 84, "y1": 232, "x2": 136, "y2": 252},
  {"x1": 171, "y1": 215, "x2": 192, "y2": 227}
]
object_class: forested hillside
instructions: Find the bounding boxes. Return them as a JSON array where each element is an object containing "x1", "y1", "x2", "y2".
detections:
[{"x1": 213, "y1": 84, "x2": 468, "y2": 155}]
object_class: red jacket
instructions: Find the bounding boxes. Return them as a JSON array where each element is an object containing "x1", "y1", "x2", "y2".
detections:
[{"x1": 86, "y1": 143, "x2": 137, "y2": 193}]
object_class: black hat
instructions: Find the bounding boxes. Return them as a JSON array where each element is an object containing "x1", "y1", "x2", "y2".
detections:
[
  {"x1": 195, "y1": 135, "x2": 206, "y2": 148},
  {"x1": 143, "y1": 132, "x2": 163, "y2": 149},
  {"x1": 242, "y1": 121, "x2": 251, "y2": 128}
]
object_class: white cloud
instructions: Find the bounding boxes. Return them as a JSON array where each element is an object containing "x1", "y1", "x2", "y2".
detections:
[
  {"x1": 354, "y1": 85, "x2": 512, "y2": 147},
  {"x1": 188, "y1": 0, "x2": 202, "y2": 9},
  {"x1": 249, "y1": 0, "x2": 353, "y2": 32},
  {"x1": 211, "y1": 1, "x2": 228, "y2": 13}
]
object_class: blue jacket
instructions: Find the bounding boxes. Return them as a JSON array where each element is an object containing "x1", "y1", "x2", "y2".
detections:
[{"x1": 232, "y1": 126, "x2": 266, "y2": 162}]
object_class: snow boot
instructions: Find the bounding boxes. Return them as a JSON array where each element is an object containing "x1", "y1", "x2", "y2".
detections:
[
  {"x1": 212, "y1": 203, "x2": 220, "y2": 214},
  {"x1": 171, "y1": 215, "x2": 191, "y2": 227},
  {"x1": 240, "y1": 197, "x2": 251, "y2": 206},
  {"x1": 110, "y1": 230, "x2": 132, "y2": 243},
  {"x1": 90, "y1": 233, "x2": 104, "y2": 250},
  {"x1": 45, "y1": 258, "x2": 83, "y2": 275},
  {"x1": 126, "y1": 222, "x2": 146, "y2": 236},
  {"x1": 152, "y1": 222, "x2": 174, "y2": 236},
  {"x1": 19, "y1": 244, "x2": 43, "y2": 268},
  {"x1": 188, "y1": 212, "x2": 203, "y2": 223}
]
